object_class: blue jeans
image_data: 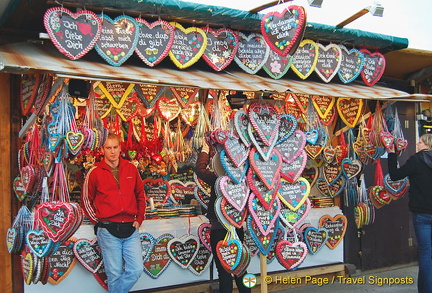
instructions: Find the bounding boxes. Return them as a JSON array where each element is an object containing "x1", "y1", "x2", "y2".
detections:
[
  {"x1": 97, "y1": 228, "x2": 143, "y2": 293},
  {"x1": 413, "y1": 213, "x2": 432, "y2": 293}
]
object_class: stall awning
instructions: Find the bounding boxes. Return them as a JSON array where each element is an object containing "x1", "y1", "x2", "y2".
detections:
[{"x1": 0, "y1": 42, "x2": 430, "y2": 102}]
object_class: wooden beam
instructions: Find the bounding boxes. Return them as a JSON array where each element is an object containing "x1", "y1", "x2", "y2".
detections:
[{"x1": 336, "y1": 8, "x2": 369, "y2": 28}]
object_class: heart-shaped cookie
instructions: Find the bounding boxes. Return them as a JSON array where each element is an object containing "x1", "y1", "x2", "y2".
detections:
[
  {"x1": 170, "y1": 86, "x2": 199, "y2": 108},
  {"x1": 26, "y1": 230, "x2": 54, "y2": 258},
  {"x1": 143, "y1": 233, "x2": 174, "y2": 279},
  {"x1": 216, "y1": 239, "x2": 243, "y2": 272},
  {"x1": 197, "y1": 223, "x2": 212, "y2": 252},
  {"x1": 247, "y1": 215, "x2": 280, "y2": 255},
  {"x1": 234, "y1": 32, "x2": 270, "y2": 74},
  {"x1": 218, "y1": 175, "x2": 250, "y2": 211},
  {"x1": 318, "y1": 214, "x2": 347, "y2": 249},
  {"x1": 277, "y1": 114, "x2": 298, "y2": 144},
  {"x1": 143, "y1": 178, "x2": 171, "y2": 203},
  {"x1": 248, "y1": 193, "x2": 281, "y2": 236},
  {"x1": 279, "y1": 198, "x2": 311, "y2": 228},
  {"x1": 314, "y1": 43, "x2": 342, "y2": 83},
  {"x1": 169, "y1": 22, "x2": 207, "y2": 69},
  {"x1": 73, "y1": 238, "x2": 103, "y2": 274},
  {"x1": 280, "y1": 150, "x2": 307, "y2": 183},
  {"x1": 249, "y1": 148, "x2": 282, "y2": 190},
  {"x1": 360, "y1": 49, "x2": 386, "y2": 86},
  {"x1": 278, "y1": 177, "x2": 310, "y2": 211},
  {"x1": 220, "y1": 149, "x2": 249, "y2": 184},
  {"x1": 263, "y1": 49, "x2": 293, "y2": 79},
  {"x1": 312, "y1": 95, "x2": 335, "y2": 119},
  {"x1": 167, "y1": 235, "x2": 199, "y2": 269},
  {"x1": 291, "y1": 39, "x2": 319, "y2": 79},
  {"x1": 276, "y1": 129, "x2": 306, "y2": 164},
  {"x1": 304, "y1": 227, "x2": 328, "y2": 255},
  {"x1": 201, "y1": 27, "x2": 238, "y2": 71},
  {"x1": 44, "y1": 7, "x2": 102, "y2": 60},
  {"x1": 261, "y1": 6, "x2": 306, "y2": 57},
  {"x1": 180, "y1": 101, "x2": 202, "y2": 126},
  {"x1": 48, "y1": 237, "x2": 77, "y2": 284},
  {"x1": 188, "y1": 244, "x2": 213, "y2": 276},
  {"x1": 234, "y1": 109, "x2": 252, "y2": 147},
  {"x1": 135, "y1": 19, "x2": 174, "y2": 67},
  {"x1": 336, "y1": 97, "x2": 363, "y2": 128},
  {"x1": 248, "y1": 102, "x2": 280, "y2": 147},
  {"x1": 221, "y1": 197, "x2": 248, "y2": 228},
  {"x1": 95, "y1": 15, "x2": 139, "y2": 66},
  {"x1": 247, "y1": 169, "x2": 279, "y2": 210},
  {"x1": 342, "y1": 158, "x2": 362, "y2": 179},
  {"x1": 157, "y1": 97, "x2": 181, "y2": 122},
  {"x1": 275, "y1": 240, "x2": 307, "y2": 270},
  {"x1": 338, "y1": 46, "x2": 365, "y2": 84}
]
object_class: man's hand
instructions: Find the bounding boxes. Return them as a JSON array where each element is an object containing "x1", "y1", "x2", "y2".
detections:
[
  {"x1": 386, "y1": 143, "x2": 396, "y2": 154},
  {"x1": 133, "y1": 221, "x2": 140, "y2": 229}
]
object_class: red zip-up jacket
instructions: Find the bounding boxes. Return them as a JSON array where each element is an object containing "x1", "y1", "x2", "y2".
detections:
[{"x1": 82, "y1": 157, "x2": 146, "y2": 225}]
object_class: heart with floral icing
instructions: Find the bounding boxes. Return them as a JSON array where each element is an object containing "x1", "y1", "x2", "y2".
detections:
[
  {"x1": 221, "y1": 197, "x2": 248, "y2": 228},
  {"x1": 234, "y1": 32, "x2": 270, "y2": 74},
  {"x1": 197, "y1": 223, "x2": 212, "y2": 252},
  {"x1": 360, "y1": 49, "x2": 386, "y2": 86},
  {"x1": 157, "y1": 97, "x2": 181, "y2": 122},
  {"x1": 261, "y1": 6, "x2": 306, "y2": 57},
  {"x1": 180, "y1": 101, "x2": 202, "y2": 126},
  {"x1": 338, "y1": 46, "x2": 365, "y2": 84},
  {"x1": 263, "y1": 50, "x2": 293, "y2": 79},
  {"x1": 143, "y1": 233, "x2": 174, "y2": 279},
  {"x1": 13, "y1": 176, "x2": 26, "y2": 201},
  {"x1": 304, "y1": 227, "x2": 328, "y2": 255},
  {"x1": 169, "y1": 22, "x2": 207, "y2": 69},
  {"x1": 73, "y1": 238, "x2": 103, "y2": 274},
  {"x1": 143, "y1": 178, "x2": 171, "y2": 203},
  {"x1": 304, "y1": 144, "x2": 324, "y2": 159},
  {"x1": 322, "y1": 146, "x2": 335, "y2": 163},
  {"x1": 334, "y1": 145, "x2": 348, "y2": 164},
  {"x1": 202, "y1": 28, "x2": 238, "y2": 71},
  {"x1": 276, "y1": 129, "x2": 306, "y2": 164},
  {"x1": 36, "y1": 202, "x2": 78, "y2": 242},
  {"x1": 48, "y1": 237, "x2": 77, "y2": 285},
  {"x1": 21, "y1": 165, "x2": 36, "y2": 194},
  {"x1": 280, "y1": 150, "x2": 307, "y2": 183},
  {"x1": 167, "y1": 235, "x2": 199, "y2": 269},
  {"x1": 248, "y1": 102, "x2": 280, "y2": 147},
  {"x1": 135, "y1": 19, "x2": 174, "y2": 67},
  {"x1": 169, "y1": 180, "x2": 195, "y2": 203},
  {"x1": 319, "y1": 214, "x2": 347, "y2": 249},
  {"x1": 249, "y1": 148, "x2": 282, "y2": 190},
  {"x1": 65, "y1": 131, "x2": 85, "y2": 155},
  {"x1": 329, "y1": 177, "x2": 346, "y2": 198},
  {"x1": 247, "y1": 169, "x2": 279, "y2": 210},
  {"x1": 290, "y1": 39, "x2": 319, "y2": 79},
  {"x1": 247, "y1": 215, "x2": 280, "y2": 255},
  {"x1": 279, "y1": 198, "x2": 311, "y2": 228},
  {"x1": 43, "y1": 7, "x2": 102, "y2": 60},
  {"x1": 95, "y1": 15, "x2": 139, "y2": 66},
  {"x1": 278, "y1": 177, "x2": 310, "y2": 212},
  {"x1": 342, "y1": 158, "x2": 362, "y2": 179},
  {"x1": 336, "y1": 98, "x2": 363, "y2": 128},
  {"x1": 219, "y1": 175, "x2": 250, "y2": 212},
  {"x1": 248, "y1": 193, "x2": 281, "y2": 236},
  {"x1": 188, "y1": 244, "x2": 213, "y2": 276},
  {"x1": 216, "y1": 239, "x2": 243, "y2": 272},
  {"x1": 275, "y1": 240, "x2": 307, "y2": 270}
]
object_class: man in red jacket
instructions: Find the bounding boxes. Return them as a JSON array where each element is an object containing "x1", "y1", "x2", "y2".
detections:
[{"x1": 82, "y1": 133, "x2": 146, "y2": 293}]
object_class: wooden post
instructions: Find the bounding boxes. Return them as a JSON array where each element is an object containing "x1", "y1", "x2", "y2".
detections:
[
  {"x1": 0, "y1": 73, "x2": 13, "y2": 293},
  {"x1": 260, "y1": 253, "x2": 268, "y2": 293}
]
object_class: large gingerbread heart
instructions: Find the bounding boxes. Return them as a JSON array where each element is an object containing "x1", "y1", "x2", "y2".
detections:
[
  {"x1": 318, "y1": 214, "x2": 347, "y2": 249},
  {"x1": 169, "y1": 22, "x2": 207, "y2": 69},
  {"x1": 180, "y1": 101, "x2": 202, "y2": 126},
  {"x1": 220, "y1": 149, "x2": 249, "y2": 184},
  {"x1": 188, "y1": 244, "x2": 213, "y2": 276},
  {"x1": 221, "y1": 197, "x2": 248, "y2": 228},
  {"x1": 234, "y1": 32, "x2": 270, "y2": 74},
  {"x1": 143, "y1": 178, "x2": 171, "y2": 203},
  {"x1": 276, "y1": 129, "x2": 306, "y2": 164},
  {"x1": 314, "y1": 43, "x2": 342, "y2": 83},
  {"x1": 219, "y1": 175, "x2": 250, "y2": 212},
  {"x1": 223, "y1": 133, "x2": 250, "y2": 168},
  {"x1": 170, "y1": 86, "x2": 199, "y2": 108},
  {"x1": 261, "y1": 6, "x2": 306, "y2": 57},
  {"x1": 140, "y1": 232, "x2": 156, "y2": 264},
  {"x1": 167, "y1": 235, "x2": 199, "y2": 269},
  {"x1": 304, "y1": 227, "x2": 328, "y2": 255},
  {"x1": 336, "y1": 98, "x2": 363, "y2": 128},
  {"x1": 312, "y1": 95, "x2": 335, "y2": 119},
  {"x1": 26, "y1": 230, "x2": 54, "y2": 258},
  {"x1": 36, "y1": 202, "x2": 78, "y2": 242},
  {"x1": 216, "y1": 239, "x2": 243, "y2": 272},
  {"x1": 247, "y1": 215, "x2": 280, "y2": 255},
  {"x1": 135, "y1": 19, "x2": 174, "y2": 67},
  {"x1": 249, "y1": 148, "x2": 282, "y2": 190},
  {"x1": 247, "y1": 169, "x2": 279, "y2": 210},
  {"x1": 202, "y1": 27, "x2": 238, "y2": 71},
  {"x1": 278, "y1": 177, "x2": 310, "y2": 211},
  {"x1": 95, "y1": 15, "x2": 139, "y2": 66},
  {"x1": 73, "y1": 238, "x2": 103, "y2": 274},
  {"x1": 279, "y1": 198, "x2": 311, "y2": 228},
  {"x1": 291, "y1": 39, "x2": 319, "y2": 79},
  {"x1": 338, "y1": 46, "x2": 365, "y2": 84},
  {"x1": 342, "y1": 158, "x2": 362, "y2": 179},
  {"x1": 277, "y1": 114, "x2": 298, "y2": 144},
  {"x1": 248, "y1": 193, "x2": 281, "y2": 236},
  {"x1": 48, "y1": 237, "x2": 77, "y2": 285},
  {"x1": 43, "y1": 7, "x2": 102, "y2": 60},
  {"x1": 360, "y1": 49, "x2": 386, "y2": 86},
  {"x1": 248, "y1": 102, "x2": 280, "y2": 147},
  {"x1": 157, "y1": 97, "x2": 181, "y2": 122},
  {"x1": 280, "y1": 150, "x2": 307, "y2": 183},
  {"x1": 275, "y1": 240, "x2": 307, "y2": 270},
  {"x1": 143, "y1": 233, "x2": 174, "y2": 279},
  {"x1": 169, "y1": 179, "x2": 195, "y2": 203}
]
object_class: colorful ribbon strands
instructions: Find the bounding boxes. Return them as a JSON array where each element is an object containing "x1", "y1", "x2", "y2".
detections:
[
  {"x1": 43, "y1": 6, "x2": 385, "y2": 85},
  {"x1": 10, "y1": 68, "x2": 407, "y2": 284}
]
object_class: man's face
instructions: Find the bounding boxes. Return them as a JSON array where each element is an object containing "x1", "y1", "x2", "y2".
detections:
[{"x1": 102, "y1": 137, "x2": 121, "y2": 164}]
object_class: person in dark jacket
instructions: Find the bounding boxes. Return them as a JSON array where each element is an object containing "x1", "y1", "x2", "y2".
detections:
[
  {"x1": 82, "y1": 133, "x2": 146, "y2": 293},
  {"x1": 387, "y1": 133, "x2": 432, "y2": 293},
  {"x1": 195, "y1": 142, "x2": 251, "y2": 293}
]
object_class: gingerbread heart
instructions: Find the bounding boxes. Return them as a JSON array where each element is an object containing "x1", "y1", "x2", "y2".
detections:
[
  {"x1": 43, "y1": 7, "x2": 102, "y2": 60},
  {"x1": 304, "y1": 227, "x2": 328, "y2": 255},
  {"x1": 319, "y1": 214, "x2": 347, "y2": 249},
  {"x1": 95, "y1": 15, "x2": 139, "y2": 66},
  {"x1": 279, "y1": 198, "x2": 311, "y2": 228},
  {"x1": 221, "y1": 197, "x2": 248, "y2": 229},
  {"x1": 278, "y1": 177, "x2": 310, "y2": 211},
  {"x1": 219, "y1": 175, "x2": 250, "y2": 212},
  {"x1": 301, "y1": 163, "x2": 319, "y2": 188},
  {"x1": 180, "y1": 101, "x2": 202, "y2": 126},
  {"x1": 312, "y1": 95, "x2": 335, "y2": 119},
  {"x1": 170, "y1": 86, "x2": 199, "y2": 108},
  {"x1": 116, "y1": 96, "x2": 140, "y2": 121},
  {"x1": 384, "y1": 174, "x2": 408, "y2": 197},
  {"x1": 247, "y1": 215, "x2": 280, "y2": 255},
  {"x1": 216, "y1": 239, "x2": 243, "y2": 272},
  {"x1": 21, "y1": 251, "x2": 34, "y2": 285},
  {"x1": 20, "y1": 74, "x2": 40, "y2": 116},
  {"x1": 169, "y1": 22, "x2": 207, "y2": 69},
  {"x1": 248, "y1": 193, "x2": 281, "y2": 236},
  {"x1": 135, "y1": 19, "x2": 174, "y2": 67},
  {"x1": 234, "y1": 109, "x2": 252, "y2": 147},
  {"x1": 338, "y1": 46, "x2": 365, "y2": 84},
  {"x1": 202, "y1": 28, "x2": 238, "y2": 71},
  {"x1": 276, "y1": 129, "x2": 306, "y2": 164},
  {"x1": 247, "y1": 169, "x2": 279, "y2": 210},
  {"x1": 197, "y1": 223, "x2": 212, "y2": 252},
  {"x1": 223, "y1": 133, "x2": 250, "y2": 168},
  {"x1": 277, "y1": 114, "x2": 298, "y2": 144},
  {"x1": 336, "y1": 97, "x2": 363, "y2": 128},
  {"x1": 342, "y1": 158, "x2": 362, "y2": 179},
  {"x1": 73, "y1": 238, "x2": 103, "y2": 274},
  {"x1": 188, "y1": 244, "x2": 213, "y2": 276},
  {"x1": 157, "y1": 97, "x2": 181, "y2": 122},
  {"x1": 248, "y1": 102, "x2": 280, "y2": 147},
  {"x1": 261, "y1": 6, "x2": 306, "y2": 57},
  {"x1": 314, "y1": 43, "x2": 342, "y2": 83},
  {"x1": 249, "y1": 148, "x2": 282, "y2": 190},
  {"x1": 360, "y1": 49, "x2": 386, "y2": 86},
  {"x1": 48, "y1": 237, "x2": 77, "y2": 285},
  {"x1": 140, "y1": 232, "x2": 156, "y2": 264},
  {"x1": 263, "y1": 50, "x2": 293, "y2": 79},
  {"x1": 291, "y1": 39, "x2": 319, "y2": 79},
  {"x1": 280, "y1": 151, "x2": 307, "y2": 183},
  {"x1": 275, "y1": 240, "x2": 307, "y2": 270},
  {"x1": 26, "y1": 230, "x2": 54, "y2": 258},
  {"x1": 143, "y1": 233, "x2": 174, "y2": 279},
  {"x1": 234, "y1": 32, "x2": 270, "y2": 74},
  {"x1": 167, "y1": 235, "x2": 199, "y2": 269},
  {"x1": 220, "y1": 149, "x2": 249, "y2": 184},
  {"x1": 143, "y1": 178, "x2": 171, "y2": 203}
]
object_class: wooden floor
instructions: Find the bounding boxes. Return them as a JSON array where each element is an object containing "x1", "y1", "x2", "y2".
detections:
[{"x1": 139, "y1": 264, "x2": 347, "y2": 293}]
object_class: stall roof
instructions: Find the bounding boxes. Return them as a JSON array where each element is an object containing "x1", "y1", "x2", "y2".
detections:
[{"x1": 0, "y1": 42, "x2": 429, "y2": 102}]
